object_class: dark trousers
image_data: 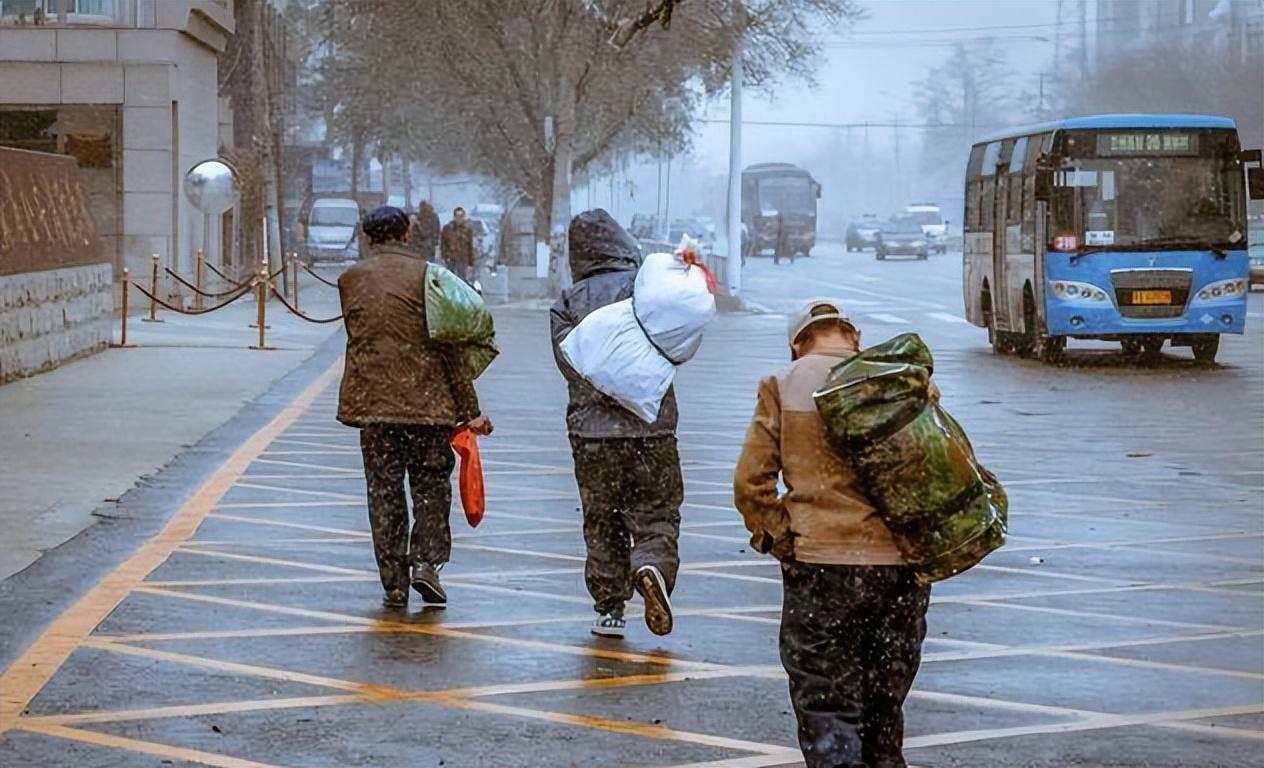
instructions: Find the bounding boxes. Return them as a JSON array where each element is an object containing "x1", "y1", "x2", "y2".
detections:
[
  {"x1": 570, "y1": 436, "x2": 684, "y2": 616},
  {"x1": 360, "y1": 424, "x2": 455, "y2": 593},
  {"x1": 779, "y1": 562, "x2": 931, "y2": 768}
]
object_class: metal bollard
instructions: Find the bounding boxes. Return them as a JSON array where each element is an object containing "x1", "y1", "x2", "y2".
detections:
[
  {"x1": 194, "y1": 249, "x2": 205, "y2": 311},
  {"x1": 248, "y1": 260, "x2": 271, "y2": 330},
  {"x1": 110, "y1": 269, "x2": 137, "y2": 348},
  {"x1": 291, "y1": 252, "x2": 301, "y2": 312},
  {"x1": 142, "y1": 253, "x2": 163, "y2": 322},
  {"x1": 251, "y1": 265, "x2": 274, "y2": 350}
]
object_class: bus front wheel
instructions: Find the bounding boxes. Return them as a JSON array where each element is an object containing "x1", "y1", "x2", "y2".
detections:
[{"x1": 1191, "y1": 335, "x2": 1220, "y2": 365}]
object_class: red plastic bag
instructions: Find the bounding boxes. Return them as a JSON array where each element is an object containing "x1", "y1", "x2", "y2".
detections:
[{"x1": 451, "y1": 429, "x2": 485, "y2": 527}]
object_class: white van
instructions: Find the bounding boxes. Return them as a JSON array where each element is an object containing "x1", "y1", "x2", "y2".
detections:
[
  {"x1": 904, "y1": 203, "x2": 948, "y2": 254},
  {"x1": 305, "y1": 198, "x2": 361, "y2": 262}
]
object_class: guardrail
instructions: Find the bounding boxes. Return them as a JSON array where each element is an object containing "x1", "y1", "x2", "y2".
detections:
[{"x1": 112, "y1": 252, "x2": 341, "y2": 351}]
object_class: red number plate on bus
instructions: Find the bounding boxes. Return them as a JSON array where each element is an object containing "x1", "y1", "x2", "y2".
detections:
[{"x1": 1132, "y1": 290, "x2": 1172, "y2": 305}]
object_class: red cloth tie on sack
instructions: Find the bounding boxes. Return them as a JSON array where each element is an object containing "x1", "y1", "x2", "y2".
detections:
[
  {"x1": 451, "y1": 428, "x2": 485, "y2": 527},
  {"x1": 676, "y1": 239, "x2": 719, "y2": 295}
]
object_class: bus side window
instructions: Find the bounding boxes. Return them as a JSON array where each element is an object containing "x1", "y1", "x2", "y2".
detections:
[
  {"x1": 1008, "y1": 137, "x2": 1027, "y2": 228},
  {"x1": 980, "y1": 141, "x2": 1002, "y2": 231},
  {"x1": 966, "y1": 144, "x2": 986, "y2": 231}
]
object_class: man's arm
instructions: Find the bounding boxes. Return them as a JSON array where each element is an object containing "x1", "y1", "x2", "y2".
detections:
[
  {"x1": 733, "y1": 377, "x2": 794, "y2": 560},
  {"x1": 549, "y1": 291, "x2": 584, "y2": 386}
]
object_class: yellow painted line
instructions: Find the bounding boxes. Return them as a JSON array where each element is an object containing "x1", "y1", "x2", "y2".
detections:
[
  {"x1": 215, "y1": 500, "x2": 363, "y2": 509},
  {"x1": 209, "y1": 512, "x2": 370, "y2": 537},
  {"x1": 143, "y1": 575, "x2": 373, "y2": 588},
  {"x1": 83, "y1": 639, "x2": 403, "y2": 699},
  {"x1": 1154, "y1": 719, "x2": 1264, "y2": 742},
  {"x1": 104, "y1": 625, "x2": 380, "y2": 644},
  {"x1": 0, "y1": 360, "x2": 342, "y2": 734},
  {"x1": 130, "y1": 587, "x2": 720, "y2": 670},
  {"x1": 181, "y1": 537, "x2": 367, "y2": 547},
  {"x1": 443, "y1": 698, "x2": 794, "y2": 756},
  {"x1": 15, "y1": 720, "x2": 290, "y2": 768},
  {"x1": 172, "y1": 547, "x2": 374, "y2": 576},
  {"x1": 25, "y1": 694, "x2": 368, "y2": 726},
  {"x1": 450, "y1": 664, "x2": 784, "y2": 699},
  {"x1": 232, "y1": 482, "x2": 362, "y2": 501}
]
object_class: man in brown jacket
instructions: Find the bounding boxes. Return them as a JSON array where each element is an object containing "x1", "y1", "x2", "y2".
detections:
[
  {"x1": 734, "y1": 299, "x2": 930, "y2": 768},
  {"x1": 440, "y1": 206, "x2": 476, "y2": 285},
  {"x1": 338, "y1": 206, "x2": 492, "y2": 609}
]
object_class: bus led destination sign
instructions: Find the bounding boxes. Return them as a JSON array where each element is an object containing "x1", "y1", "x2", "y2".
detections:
[{"x1": 1098, "y1": 133, "x2": 1198, "y2": 156}]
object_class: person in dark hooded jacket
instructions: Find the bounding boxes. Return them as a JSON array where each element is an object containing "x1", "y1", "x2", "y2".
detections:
[{"x1": 550, "y1": 209, "x2": 683, "y2": 639}]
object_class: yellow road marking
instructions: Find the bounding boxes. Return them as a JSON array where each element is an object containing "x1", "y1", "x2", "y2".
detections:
[
  {"x1": 172, "y1": 547, "x2": 374, "y2": 576},
  {"x1": 0, "y1": 360, "x2": 342, "y2": 734},
  {"x1": 129, "y1": 587, "x2": 719, "y2": 669},
  {"x1": 26, "y1": 694, "x2": 367, "y2": 726},
  {"x1": 15, "y1": 721, "x2": 291, "y2": 768}
]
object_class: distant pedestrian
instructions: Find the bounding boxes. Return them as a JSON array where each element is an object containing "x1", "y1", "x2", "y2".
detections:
[
  {"x1": 773, "y1": 210, "x2": 793, "y2": 265},
  {"x1": 412, "y1": 200, "x2": 440, "y2": 260},
  {"x1": 550, "y1": 209, "x2": 683, "y2": 639},
  {"x1": 733, "y1": 299, "x2": 930, "y2": 768},
  {"x1": 337, "y1": 205, "x2": 494, "y2": 610},
  {"x1": 441, "y1": 206, "x2": 476, "y2": 284}
]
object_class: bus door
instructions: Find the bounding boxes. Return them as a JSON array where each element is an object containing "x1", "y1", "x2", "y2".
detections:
[{"x1": 992, "y1": 148, "x2": 1013, "y2": 331}]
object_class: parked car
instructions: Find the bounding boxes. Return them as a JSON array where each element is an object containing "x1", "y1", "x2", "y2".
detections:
[
  {"x1": 905, "y1": 203, "x2": 948, "y2": 253},
  {"x1": 668, "y1": 217, "x2": 715, "y2": 250},
  {"x1": 303, "y1": 197, "x2": 362, "y2": 262},
  {"x1": 846, "y1": 214, "x2": 882, "y2": 251},
  {"x1": 875, "y1": 216, "x2": 930, "y2": 260}
]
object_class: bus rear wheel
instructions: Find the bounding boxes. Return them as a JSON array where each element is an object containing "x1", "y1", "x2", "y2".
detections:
[
  {"x1": 1191, "y1": 335, "x2": 1220, "y2": 365},
  {"x1": 1020, "y1": 292, "x2": 1064, "y2": 364}
]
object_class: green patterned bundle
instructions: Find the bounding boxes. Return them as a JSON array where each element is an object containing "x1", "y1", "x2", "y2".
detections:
[
  {"x1": 424, "y1": 263, "x2": 498, "y2": 380},
  {"x1": 813, "y1": 333, "x2": 1006, "y2": 581}
]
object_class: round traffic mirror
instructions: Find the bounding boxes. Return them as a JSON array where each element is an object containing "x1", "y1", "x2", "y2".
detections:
[{"x1": 183, "y1": 159, "x2": 239, "y2": 215}]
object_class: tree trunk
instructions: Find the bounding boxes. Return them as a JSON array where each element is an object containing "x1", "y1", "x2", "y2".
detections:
[
  {"x1": 547, "y1": 138, "x2": 573, "y2": 295},
  {"x1": 350, "y1": 138, "x2": 362, "y2": 198}
]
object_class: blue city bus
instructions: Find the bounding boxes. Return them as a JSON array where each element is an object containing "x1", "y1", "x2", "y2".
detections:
[{"x1": 962, "y1": 114, "x2": 1264, "y2": 364}]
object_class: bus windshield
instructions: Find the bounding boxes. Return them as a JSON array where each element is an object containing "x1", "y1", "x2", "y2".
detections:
[
  {"x1": 1050, "y1": 130, "x2": 1245, "y2": 250},
  {"x1": 757, "y1": 176, "x2": 813, "y2": 216}
]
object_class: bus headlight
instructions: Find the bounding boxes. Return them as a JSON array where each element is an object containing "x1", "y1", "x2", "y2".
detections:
[
  {"x1": 1192, "y1": 278, "x2": 1247, "y2": 304},
  {"x1": 1050, "y1": 280, "x2": 1109, "y2": 304}
]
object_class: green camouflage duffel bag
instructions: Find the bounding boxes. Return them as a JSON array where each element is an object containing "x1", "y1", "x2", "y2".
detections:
[
  {"x1": 424, "y1": 263, "x2": 498, "y2": 380},
  {"x1": 813, "y1": 333, "x2": 1006, "y2": 581}
]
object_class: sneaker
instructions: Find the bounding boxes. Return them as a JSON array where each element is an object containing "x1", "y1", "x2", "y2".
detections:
[
  {"x1": 382, "y1": 588, "x2": 408, "y2": 609},
  {"x1": 634, "y1": 565, "x2": 673, "y2": 636},
  {"x1": 590, "y1": 613, "x2": 626, "y2": 639},
  {"x1": 411, "y1": 563, "x2": 447, "y2": 605}
]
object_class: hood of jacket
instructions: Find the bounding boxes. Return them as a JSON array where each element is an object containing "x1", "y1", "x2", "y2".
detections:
[{"x1": 568, "y1": 209, "x2": 640, "y2": 282}]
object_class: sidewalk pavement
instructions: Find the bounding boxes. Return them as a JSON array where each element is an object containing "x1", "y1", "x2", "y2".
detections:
[{"x1": 0, "y1": 269, "x2": 346, "y2": 581}]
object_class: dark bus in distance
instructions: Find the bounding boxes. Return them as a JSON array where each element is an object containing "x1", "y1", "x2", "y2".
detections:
[
  {"x1": 741, "y1": 163, "x2": 821, "y2": 259},
  {"x1": 962, "y1": 114, "x2": 1264, "y2": 365}
]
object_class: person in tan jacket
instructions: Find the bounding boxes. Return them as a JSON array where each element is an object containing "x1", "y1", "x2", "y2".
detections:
[{"x1": 734, "y1": 299, "x2": 931, "y2": 768}]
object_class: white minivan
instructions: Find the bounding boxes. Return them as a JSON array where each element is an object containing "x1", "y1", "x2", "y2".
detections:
[{"x1": 304, "y1": 198, "x2": 361, "y2": 262}]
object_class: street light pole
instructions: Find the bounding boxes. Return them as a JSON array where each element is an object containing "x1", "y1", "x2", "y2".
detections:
[{"x1": 725, "y1": 23, "x2": 744, "y2": 299}]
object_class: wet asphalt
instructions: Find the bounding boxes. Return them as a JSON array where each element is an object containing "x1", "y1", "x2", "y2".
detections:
[{"x1": 0, "y1": 243, "x2": 1260, "y2": 767}]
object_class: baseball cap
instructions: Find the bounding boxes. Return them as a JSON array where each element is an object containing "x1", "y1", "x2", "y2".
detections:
[{"x1": 788, "y1": 298, "x2": 855, "y2": 346}]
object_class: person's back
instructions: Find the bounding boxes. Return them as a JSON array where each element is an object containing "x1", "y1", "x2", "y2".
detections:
[
  {"x1": 550, "y1": 208, "x2": 683, "y2": 640},
  {"x1": 338, "y1": 247, "x2": 472, "y2": 428},
  {"x1": 734, "y1": 299, "x2": 929, "y2": 768},
  {"x1": 336, "y1": 206, "x2": 489, "y2": 612},
  {"x1": 441, "y1": 207, "x2": 475, "y2": 282}
]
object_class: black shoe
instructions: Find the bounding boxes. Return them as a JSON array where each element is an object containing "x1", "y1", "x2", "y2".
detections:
[
  {"x1": 634, "y1": 565, "x2": 673, "y2": 636},
  {"x1": 411, "y1": 563, "x2": 447, "y2": 605},
  {"x1": 382, "y1": 589, "x2": 408, "y2": 609}
]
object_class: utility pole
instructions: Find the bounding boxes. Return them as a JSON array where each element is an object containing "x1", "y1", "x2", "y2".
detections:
[
  {"x1": 1037, "y1": 71, "x2": 1045, "y2": 120},
  {"x1": 892, "y1": 112, "x2": 902, "y2": 204},
  {"x1": 725, "y1": 9, "x2": 745, "y2": 298},
  {"x1": 1078, "y1": 0, "x2": 1088, "y2": 80}
]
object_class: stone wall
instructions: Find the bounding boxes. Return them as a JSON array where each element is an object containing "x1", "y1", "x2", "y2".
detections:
[{"x1": 0, "y1": 264, "x2": 114, "y2": 385}]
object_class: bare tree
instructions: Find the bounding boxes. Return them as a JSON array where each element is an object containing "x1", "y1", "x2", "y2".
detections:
[{"x1": 317, "y1": 0, "x2": 860, "y2": 293}]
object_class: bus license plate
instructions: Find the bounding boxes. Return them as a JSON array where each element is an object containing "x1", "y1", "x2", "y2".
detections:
[{"x1": 1132, "y1": 290, "x2": 1172, "y2": 305}]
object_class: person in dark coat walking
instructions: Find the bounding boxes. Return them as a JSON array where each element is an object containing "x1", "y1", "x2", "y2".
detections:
[
  {"x1": 337, "y1": 206, "x2": 493, "y2": 610},
  {"x1": 411, "y1": 200, "x2": 440, "y2": 260},
  {"x1": 441, "y1": 206, "x2": 476, "y2": 284},
  {"x1": 550, "y1": 209, "x2": 683, "y2": 639},
  {"x1": 734, "y1": 299, "x2": 930, "y2": 768},
  {"x1": 773, "y1": 210, "x2": 794, "y2": 265}
]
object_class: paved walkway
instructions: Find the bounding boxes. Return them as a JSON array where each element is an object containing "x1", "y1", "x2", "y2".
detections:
[
  {"x1": 0, "y1": 269, "x2": 344, "y2": 581},
  {"x1": 1, "y1": 297, "x2": 1261, "y2": 766}
]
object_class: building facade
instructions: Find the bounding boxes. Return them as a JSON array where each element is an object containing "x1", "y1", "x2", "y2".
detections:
[{"x1": 0, "y1": 0, "x2": 234, "y2": 279}]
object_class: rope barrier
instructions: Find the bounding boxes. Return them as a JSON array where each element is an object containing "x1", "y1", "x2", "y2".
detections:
[
  {"x1": 204, "y1": 260, "x2": 280, "y2": 289},
  {"x1": 269, "y1": 284, "x2": 343, "y2": 324},
  {"x1": 165, "y1": 267, "x2": 248, "y2": 299},
  {"x1": 129, "y1": 279, "x2": 255, "y2": 316},
  {"x1": 299, "y1": 261, "x2": 340, "y2": 288}
]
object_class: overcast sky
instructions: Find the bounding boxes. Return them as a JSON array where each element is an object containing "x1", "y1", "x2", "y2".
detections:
[{"x1": 694, "y1": 0, "x2": 1067, "y2": 168}]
